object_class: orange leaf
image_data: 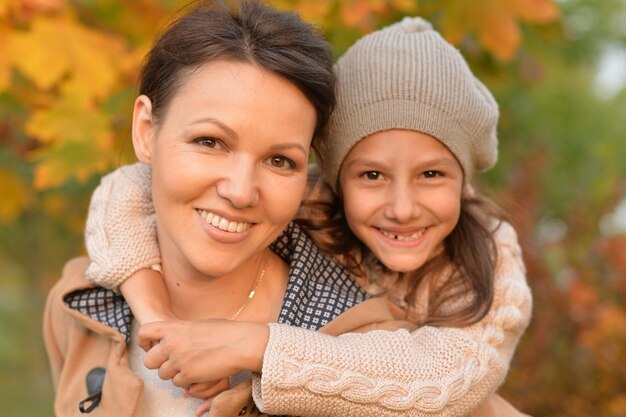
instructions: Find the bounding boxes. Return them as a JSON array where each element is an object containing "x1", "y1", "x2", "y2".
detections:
[
  {"x1": 340, "y1": 0, "x2": 378, "y2": 27},
  {"x1": 505, "y1": 0, "x2": 560, "y2": 23},
  {"x1": 0, "y1": 168, "x2": 32, "y2": 223},
  {"x1": 0, "y1": 0, "x2": 9, "y2": 19},
  {"x1": 475, "y1": 3, "x2": 521, "y2": 61},
  {"x1": 20, "y1": 0, "x2": 66, "y2": 14}
]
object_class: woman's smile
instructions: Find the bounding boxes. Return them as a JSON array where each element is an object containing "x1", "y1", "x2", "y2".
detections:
[{"x1": 197, "y1": 209, "x2": 252, "y2": 233}]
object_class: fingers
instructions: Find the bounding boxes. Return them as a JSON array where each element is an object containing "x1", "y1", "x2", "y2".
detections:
[
  {"x1": 138, "y1": 321, "x2": 167, "y2": 352},
  {"x1": 143, "y1": 341, "x2": 170, "y2": 371},
  {"x1": 195, "y1": 398, "x2": 213, "y2": 417},
  {"x1": 186, "y1": 379, "x2": 229, "y2": 399},
  {"x1": 157, "y1": 358, "x2": 180, "y2": 382}
]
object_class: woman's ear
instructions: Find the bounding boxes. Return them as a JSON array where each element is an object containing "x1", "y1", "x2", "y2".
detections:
[{"x1": 132, "y1": 95, "x2": 155, "y2": 163}]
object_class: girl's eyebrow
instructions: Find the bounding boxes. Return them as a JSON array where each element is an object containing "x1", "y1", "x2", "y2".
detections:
[
  {"x1": 418, "y1": 157, "x2": 459, "y2": 167},
  {"x1": 345, "y1": 156, "x2": 458, "y2": 169}
]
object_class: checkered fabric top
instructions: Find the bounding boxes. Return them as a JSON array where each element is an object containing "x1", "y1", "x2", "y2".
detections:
[{"x1": 64, "y1": 222, "x2": 368, "y2": 342}]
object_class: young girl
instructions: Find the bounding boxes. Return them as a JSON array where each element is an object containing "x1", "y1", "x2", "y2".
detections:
[{"x1": 82, "y1": 15, "x2": 531, "y2": 417}]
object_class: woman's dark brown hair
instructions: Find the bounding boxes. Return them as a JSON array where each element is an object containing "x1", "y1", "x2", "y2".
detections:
[
  {"x1": 139, "y1": 0, "x2": 335, "y2": 141},
  {"x1": 297, "y1": 184, "x2": 501, "y2": 328}
]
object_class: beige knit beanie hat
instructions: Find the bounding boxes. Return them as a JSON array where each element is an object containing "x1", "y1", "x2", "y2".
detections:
[{"x1": 315, "y1": 17, "x2": 499, "y2": 192}]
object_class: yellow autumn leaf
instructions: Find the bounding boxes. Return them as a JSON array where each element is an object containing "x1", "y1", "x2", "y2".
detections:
[
  {"x1": 11, "y1": 15, "x2": 125, "y2": 100},
  {"x1": 0, "y1": 27, "x2": 13, "y2": 91},
  {"x1": 60, "y1": 22, "x2": 124, "y2": 100},
  {"x1": 0, "y1": 168, "x2": 32, "y2": 223},
  {"x1": 41, "y1": 193, "x2": 68, "y2": 217},
  {"x1": 31, "y1": 140, "x2": 113, "y2": 189},
  {"x1": 272, "y1": 0, "x2": 331, "y2": 22},
  {"x1": 25, "y1": 92, "x2": 114, "y2": 147},
  {"x1": 390, "y1": 0, "x2": 417, "y2": 13},
  {"x1": 439, "y1": 0, "x2": 473, "y2": 45},
  {"x1": 11, "y1": 17, "x2": 71, "y2": 90},
  {"x1": 506, "y1": 0, "x2": 560, "y2": 23}
]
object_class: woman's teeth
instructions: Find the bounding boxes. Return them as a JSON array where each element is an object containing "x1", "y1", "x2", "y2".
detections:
[
  {"x1": 380, "y1": 228, "x2": 425, "y2": 241},
  {"x1": 197, "y1": 209, "x2": 250, "y2": 233}
]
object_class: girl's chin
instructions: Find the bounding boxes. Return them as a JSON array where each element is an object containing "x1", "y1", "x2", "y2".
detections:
[{"x1": 377, "y1": 256, "x2": 427, "y2": 273}]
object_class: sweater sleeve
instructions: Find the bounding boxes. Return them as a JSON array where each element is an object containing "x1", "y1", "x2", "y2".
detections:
[
  {"x1": 84, "y1": 163, "x2": 161, "y2": 290},
  {"x1": 251, "y1": 222, "x2": 532, "y2": 417}
]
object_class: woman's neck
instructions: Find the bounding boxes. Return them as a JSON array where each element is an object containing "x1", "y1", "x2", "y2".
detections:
[{"x1": 160, "y1": 249, "x2": 287, "y2": 322}]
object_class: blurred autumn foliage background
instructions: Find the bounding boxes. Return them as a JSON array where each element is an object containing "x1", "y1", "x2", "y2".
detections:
[{"x1": 1, "y1": 0, "x2": 625, "y2": 415}]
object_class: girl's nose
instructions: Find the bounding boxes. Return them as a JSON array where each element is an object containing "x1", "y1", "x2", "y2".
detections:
[{"x1": 384, "y1": 183, "x2": 420, "y2": 222}]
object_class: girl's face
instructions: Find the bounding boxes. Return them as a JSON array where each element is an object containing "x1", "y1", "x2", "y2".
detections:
[
  {"x1": 133, "y1": 60, "x2": 316, "y2": 280},
  {"x1": 339, "y1": 129, "x2": 464, "y2": 273}
]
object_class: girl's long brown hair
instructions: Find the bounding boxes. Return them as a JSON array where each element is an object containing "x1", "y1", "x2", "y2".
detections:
[{"x1": 296, "y1": 181, "x2": 502, "y2": 328}]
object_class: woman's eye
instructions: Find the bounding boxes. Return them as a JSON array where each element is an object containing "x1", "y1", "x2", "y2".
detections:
[
  {"x1": 194, "y1": 137, "x2": 220, "y2": 148},
  {"x1": 363, "y1": 171, "x2": 382, "y2": 180},
  {"x1": 268, "y1": 155, "x2": 295, "y2": 169},
  {"x1": 423, "y1": 170, "x2": 442, "y2": 178}
]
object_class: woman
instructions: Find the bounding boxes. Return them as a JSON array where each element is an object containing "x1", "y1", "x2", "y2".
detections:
[
  {"x1": 79, "y1": 13, "x2": 532, "y2": 417},
  {"x1": 42, "y1": 1, "x2": 367, "y2": 416}
]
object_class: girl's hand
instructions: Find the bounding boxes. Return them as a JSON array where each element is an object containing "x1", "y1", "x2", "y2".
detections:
[
  {"x1": 183, "y1": 379, "x2": 230, "y2": 416},
  {"x1": 138, "y1": 319, "x2": 269, "y2": 387}
]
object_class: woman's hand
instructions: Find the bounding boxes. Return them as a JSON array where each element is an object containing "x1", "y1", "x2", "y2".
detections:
[{"x1": 138, "y1": 319, "x2": 269, "y2": 387}]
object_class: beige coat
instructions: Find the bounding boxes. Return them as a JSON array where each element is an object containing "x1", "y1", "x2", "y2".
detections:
[{"x1": 44, "y1": 257, "x2": 527, "y2": 417}]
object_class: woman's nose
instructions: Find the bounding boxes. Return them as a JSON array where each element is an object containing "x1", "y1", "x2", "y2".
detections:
[{"x1": 215, "y1": 160, "x2": 259, "y2": 208}]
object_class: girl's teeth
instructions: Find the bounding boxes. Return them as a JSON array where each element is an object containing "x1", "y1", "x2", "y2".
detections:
[
  {"x1": 381, "y1": 229, "x2": 425, "y2": 241},
  {"x1": 198, "y1": 210, "x2": 250, "y2": 233}
]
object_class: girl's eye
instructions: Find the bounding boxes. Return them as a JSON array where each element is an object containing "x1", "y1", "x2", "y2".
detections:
[
  {"x1": 268, "y1": 155, "x2": 295, "y2": 169},
  {"x1": 363, "y1": 171, "x2": 382, "y2": 180},
  {"x1": 194, "y1": 137, "x2": 220, "y2": 148},
  {"x1": 423, "y1": 170, "x2": 442, "y2": 178}
]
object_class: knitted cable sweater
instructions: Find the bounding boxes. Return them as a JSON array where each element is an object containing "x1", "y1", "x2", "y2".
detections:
[{"x1": 85, "y1": 163, "x2": 532, "y2": 417}]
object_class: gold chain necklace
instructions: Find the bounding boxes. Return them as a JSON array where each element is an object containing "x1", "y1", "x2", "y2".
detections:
[{"x1": 230, "y1": 255, "x2": 269, "y2": 320}]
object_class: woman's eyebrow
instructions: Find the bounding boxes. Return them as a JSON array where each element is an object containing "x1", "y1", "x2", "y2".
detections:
[
  {"x1": 189, "y1": 117, "x2": 238, "y2": 139},
  {"x1": 269, "y1": 143, "x2": 308, "y2": 156}
]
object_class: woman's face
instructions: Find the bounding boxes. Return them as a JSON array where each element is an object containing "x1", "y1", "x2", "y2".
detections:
[
  {"x1": 133, "y1": 60, "x2": 316, "y2": 280},
  {"x1": 339, "y1": 129, "x2": 464, "y2": 273}
]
